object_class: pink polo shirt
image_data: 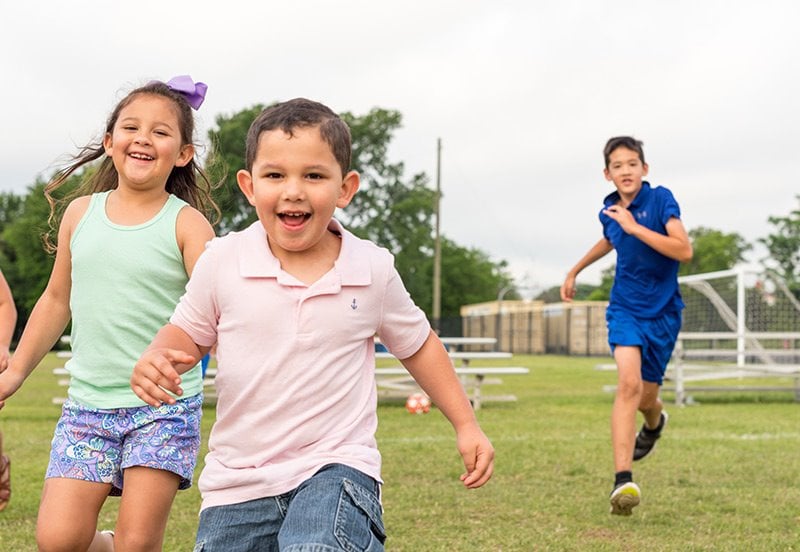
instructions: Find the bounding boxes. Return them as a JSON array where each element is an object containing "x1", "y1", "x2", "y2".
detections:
[{"x1": 171, "y1": 220, "x2": 430, "y2": 511}]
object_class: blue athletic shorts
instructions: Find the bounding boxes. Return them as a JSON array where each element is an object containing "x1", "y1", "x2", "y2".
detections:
[
  {"x1": 194, "y1": 463, "x2": 385, "y2": 551},
  {"x1": 606, "y1": 308, "x2": 682, "y2": 385},
  {"x1": 46, "y1": 394, "x2": 202, "y2": 495}
]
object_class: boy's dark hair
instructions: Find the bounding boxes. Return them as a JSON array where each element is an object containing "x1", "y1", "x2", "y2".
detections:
[
  {"x1": 245, "y1": 98, "x2": 351, "y2": 175},
  {"x1": 603, "y1": 136, "x2": 645, "y2": 168}
]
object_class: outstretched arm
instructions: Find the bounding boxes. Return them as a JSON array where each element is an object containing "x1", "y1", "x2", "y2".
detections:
[
  {"x1": 400, "y1": 330, "x2": 495, "y2": 489},
  {"x1": 561, "y1": 238, "x2": 614, "y2": 302},
  {"x1": 131, "y1": 324, "x2": 209, "y2": 407},
  {"x1": 0, "y1": 199, "x2": 85, "y2": 409},
  {"x1": 0, "y1": 269, "x2": 16, "y2": 373}
]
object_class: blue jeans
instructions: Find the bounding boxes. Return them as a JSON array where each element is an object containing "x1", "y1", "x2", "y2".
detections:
[{"x1": 194, "y1": 464, "x2": 386, "y2": 552}]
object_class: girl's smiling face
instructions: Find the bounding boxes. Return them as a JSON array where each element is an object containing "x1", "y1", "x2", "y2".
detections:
[{"x1": 103, "y1": 94, "x2": 194, "y2": 191}]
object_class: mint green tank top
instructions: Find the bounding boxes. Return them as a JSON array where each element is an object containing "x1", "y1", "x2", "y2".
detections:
[{"x1": 66, "y1": 191, "x2": 202, "y2": 408}]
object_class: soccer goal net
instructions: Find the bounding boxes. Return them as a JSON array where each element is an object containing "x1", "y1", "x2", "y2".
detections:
[{"x1": 678, "y1": 268, "x2": 800, "y2": 366}]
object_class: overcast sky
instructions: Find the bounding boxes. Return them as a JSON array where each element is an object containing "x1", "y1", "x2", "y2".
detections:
[{"x1": 1, "y1": 1, "x2": 798, "y2": 294}]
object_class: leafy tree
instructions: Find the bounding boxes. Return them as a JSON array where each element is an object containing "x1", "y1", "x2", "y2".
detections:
[
  {"x1": 1, "y1": 181, "x2": 55, "y2": 337},
  {"x1": 681, "y1": 227, "x2": 751, "y2": 275},
  {"x1": 759, "y1": 196, "x2": 800, "y2": 294},
  {"x1": 587, "y1": 265, "x2": 614, "y2": 301},
  {"x1": 536, "y1": 283, "x2": 598, "y2": 303},
  {"x1": 341, "y1": 108, "x2": 513, "y2": 319},
  {"x1": 0, "y1": 191, "x2": 24, "y2": 278},
  {"x1": 439, "y1": 238, "x2": 514, "y2": 315},
  {"x1": 1, "y1": 172, "x2": 83, "y2": 338},
  {"x1": 205, "y1": 104, "x2": 266, "y2": 234}
]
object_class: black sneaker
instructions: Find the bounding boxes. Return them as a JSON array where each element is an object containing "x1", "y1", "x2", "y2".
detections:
[
  {"x1": 609, "y1": 481, "x2": 641, "y2": 515},
  {"x1": 633, "y1": 411, "x2": 669, "y2": 461}
]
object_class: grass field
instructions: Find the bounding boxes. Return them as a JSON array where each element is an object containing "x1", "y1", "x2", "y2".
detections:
[{"x1": 1, "y1": 353, "x2": 798, "y2": 551}]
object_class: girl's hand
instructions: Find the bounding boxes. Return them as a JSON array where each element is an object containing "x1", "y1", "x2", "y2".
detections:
[{"x1": 131, "y1": 348, "x2": 196, "y2": 407}]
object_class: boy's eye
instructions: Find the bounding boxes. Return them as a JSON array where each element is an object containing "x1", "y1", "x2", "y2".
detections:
[
  {"x1": 265, "y1": 172, "x2": 282, "y2": 179},
  {"x1": 307, "y1": 173, "x2": 324, "y2": 180}
]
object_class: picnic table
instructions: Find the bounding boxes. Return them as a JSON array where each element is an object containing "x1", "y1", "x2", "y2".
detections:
[
  {"x1": 437, "y1": 337, "x2": 499, "y2": 350},
  {"x1": 375, "y1": 347, "x2": 529, "y2": 410}
]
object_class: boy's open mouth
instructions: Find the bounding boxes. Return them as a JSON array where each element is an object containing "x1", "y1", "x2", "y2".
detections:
[{"x1": 279, "y1": 212, "x2": 311, "y2": 227}]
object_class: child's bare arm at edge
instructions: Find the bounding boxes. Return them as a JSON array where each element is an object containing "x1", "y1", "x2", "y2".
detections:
[
  {"x1": 399, "y1": 330, "x2": 495, "y2": 489},
  {"x1": 0, "y1": 198, "x2": 86, "y2": 409},
  {"x1": 0, "y1": 269, "x2": 16, "y2": 372},
  {"x1": 560, "y1": 238, "x2": 614, "y2": 302},
  {"x1": 131, "y1": 324, "x2": 209, "y2": 407}
]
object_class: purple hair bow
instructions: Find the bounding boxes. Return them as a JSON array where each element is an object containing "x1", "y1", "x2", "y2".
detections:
[{"x1": 151, "y1": 75, "x2": 208, "y2": 110}]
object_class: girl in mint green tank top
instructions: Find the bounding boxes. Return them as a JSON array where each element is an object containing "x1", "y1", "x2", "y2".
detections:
[{"x1": 0, "y1": 76, "x2": 219, "y2": 551}]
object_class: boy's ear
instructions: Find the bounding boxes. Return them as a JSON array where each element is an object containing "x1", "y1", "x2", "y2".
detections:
[
  {"x1": 175, "y1": 144, "x2": 195, "y2": 168},
  {"x1": 236, "y1": 169, "x2": 257, "y2": 206},
  {"x1": 642, "y1": 162, "x2": 649, "y2": 177},
  {"x1": 603, "y1": 167, "x2": 612, "y2": 181},
  {"x1": 336, "y1": 170, "x2": 360, "y2": 209}
]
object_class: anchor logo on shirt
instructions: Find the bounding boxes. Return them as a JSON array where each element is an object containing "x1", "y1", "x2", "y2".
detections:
[{"x1": 351, "y1": 298, "x2": 358, "y2": 310}]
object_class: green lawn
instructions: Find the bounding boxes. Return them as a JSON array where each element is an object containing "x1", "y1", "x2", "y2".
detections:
[{"x1": 1, "y1": 353, "x2": 798, "y2": 551}]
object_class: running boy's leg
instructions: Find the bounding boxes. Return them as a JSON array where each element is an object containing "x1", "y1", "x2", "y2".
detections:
[
  {"x1": 633, "y1": 312, "x2": 679, "y2": 461},
  {"x1": 609, "y1": 345, "x2": 643, "y2": 515},
  {"x1": 37, "y1": 478, "x2": 111, "y2": 551},
  {"x1": 279, "y1": 464, "x2": 385, "y2": 551},
  {"x1": 612, "y1": 345, "x2": 644, "y2": 473},
  {"x1": 639, "y1": 382, "x2": 663, "y2": 430},
  {"x1": 196, "y1": 495, "x2": 284, "y2": 551}
]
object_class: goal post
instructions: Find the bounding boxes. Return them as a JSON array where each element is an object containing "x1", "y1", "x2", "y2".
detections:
[{"x1": 678, "y1": 267, "x2": 800, "y2": 367}]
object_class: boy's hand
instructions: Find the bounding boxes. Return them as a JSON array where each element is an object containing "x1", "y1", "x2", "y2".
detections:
[
  {"x1": 456, "y1": 424, "x2": 495, "y2": 489},
  {"x1": 560, "y1": 274, "x2": 577, "y2": 302},
  {"x1": 602, "y1": 205, "x2": 638, "y2": 234},
  {"x1": 0, "y1": 346, "x2": 9, "y2": 372},
  {"x1": 131, "y1": 348, "x2": 196, "y2": 407}
]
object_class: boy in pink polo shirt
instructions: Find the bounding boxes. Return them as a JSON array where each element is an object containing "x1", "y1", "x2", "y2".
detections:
[{"x1": 131, "y1": 98, "x2": 494, "y2": 551}]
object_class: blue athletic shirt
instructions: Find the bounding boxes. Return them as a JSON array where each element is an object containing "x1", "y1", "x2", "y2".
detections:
[{"x1": 600, "y1": 181, "x2": 684, "y2": 319}]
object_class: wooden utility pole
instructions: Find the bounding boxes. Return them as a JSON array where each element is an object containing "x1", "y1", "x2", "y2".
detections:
[{"x1": 432, "y1": 138, "x2": 442, "y2": 333}]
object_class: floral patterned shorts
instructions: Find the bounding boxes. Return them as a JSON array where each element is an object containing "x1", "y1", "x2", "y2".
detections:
[{"x1": 46, "y1": 395, "x2": 202, "y2": 495}]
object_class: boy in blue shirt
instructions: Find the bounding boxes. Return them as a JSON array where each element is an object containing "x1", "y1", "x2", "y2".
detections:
[{"x1": 560, "y1": 136, "x2": 693, "y2": 515}]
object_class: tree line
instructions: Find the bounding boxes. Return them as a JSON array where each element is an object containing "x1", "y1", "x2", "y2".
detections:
[{"x1": 1, "y1": 103, "x2": 799, "y2": 341}]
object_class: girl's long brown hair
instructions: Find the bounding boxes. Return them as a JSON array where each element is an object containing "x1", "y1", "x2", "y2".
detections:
[{"x1": 43, "y1": 81, "x2": 220, "y2": 252}]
